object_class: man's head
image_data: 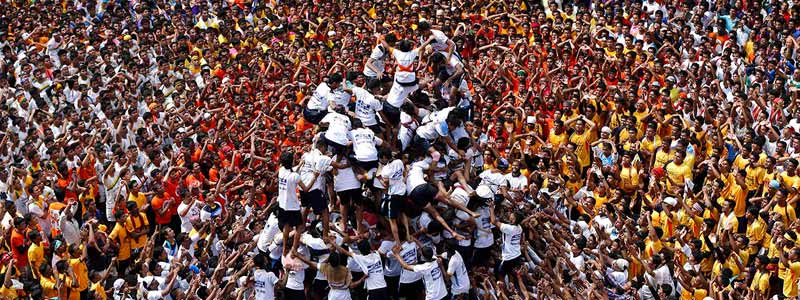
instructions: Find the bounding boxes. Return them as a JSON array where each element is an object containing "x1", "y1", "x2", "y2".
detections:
[
  {"x1": 417, "y1": 21, "x2": 432, "y2": 35},
  {"x1": 279, "y1": 151, "x2": 295, "y2": 169}
]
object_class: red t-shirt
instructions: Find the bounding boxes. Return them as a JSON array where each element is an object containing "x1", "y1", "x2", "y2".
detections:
[
  {"x1": 151, "y1": 193, "x2": 177, "y2": 225},
  {"x1": 10, "y1": 229, "x2": 28, "y2": 267}
]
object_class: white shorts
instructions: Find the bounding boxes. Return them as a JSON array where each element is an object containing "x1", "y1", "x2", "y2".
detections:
[{"x1": 386, "y1": 81, "x2": 418, "y2": 108}]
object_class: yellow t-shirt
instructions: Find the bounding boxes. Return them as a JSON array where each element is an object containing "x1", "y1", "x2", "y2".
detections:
[
  {"x1": 644, "y1": 237, "x2": 662, "y2": 260},
  {"x1": 781, "y1": 172, "x2": 800, "y2": 193},
  {"x1": 125, "y1": 213, "x2": 149, "y2": 250},
  {"x1": 733, "y1": 154, "x2": 749, "y2": 170},
  {"x1": 751, "y1": 270, "x2": 770, "y2": 294},
  {"x1": 569, "y1": 130, "x2": 592, "y2": 168},
  {"x1": 665, "y1": 161, "x2": 692, "y2": 192},
  {"x1": 91, "y1": 282, "x2": 107, "y2": 300},
  {"x1": 0, "y1": 285, "x2": 17, "y2": 299},
  {"x1": 127, "y1": 192, "x2": 147, "y2": 209},
  {"x1": 109, "y1": 223, "x2": 131, "y2": 261},
  {"x1": 745, "y1": 165, "x2": 765, "y2": 192},
  {"x1": 746, "y1": 218, "x2": 767, "y2": 252},
  {"x1": 728, "y1": 182, "x2": 747, "y2": 217},
  {"x1": 718, "y1": 213, "x2": 739, "y2": 236},
  {"x1": 27, "y1": 242, "x2": 45, "y2": 279},
  {"x1": 640, "y1": 135, "x2": 661, "y2": 154},
  {"x1": 548, "y1": 130, "x2": 567, "y2": 150},
  {"x1": 69, "y1": 258, "x2": 90, "y2": 296},
  {"x1": 773, "y1": 205, "x2": 797, "y2": 225},
  {"x1": 40, "y1": 275, "x2": 59, "y2": 299},
  {"x1": 654, "y1": 149, "x2": 670, "y2": 169},
  {"x1": 619, "y1": 166, "x2": 640, "y2": 192},
  {"x1": 784, "y1": 261, "x2": 800, "y2": 297},
  {"x1": 680, "y1": 288, "x2": 708, "y2": 300}
]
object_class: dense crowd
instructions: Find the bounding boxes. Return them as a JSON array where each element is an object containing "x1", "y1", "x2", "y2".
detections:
[{"x1": 2, "y1": 0, "x2": 800, "y2": 299}]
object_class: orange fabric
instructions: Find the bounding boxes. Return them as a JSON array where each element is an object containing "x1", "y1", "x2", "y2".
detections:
[{"x1": 397, "y1": 63, "x2": 414, "y2": 72}]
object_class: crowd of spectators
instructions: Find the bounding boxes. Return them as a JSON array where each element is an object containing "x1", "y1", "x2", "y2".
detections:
[{"x1": 2, "y1": 0, "x2": 800, "y2": 299}]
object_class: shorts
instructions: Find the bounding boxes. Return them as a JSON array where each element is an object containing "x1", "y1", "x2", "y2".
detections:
[
  {"x1": 382, "y1": 102, "x2": 401, "y2": 126},
  {"x1": 367, "y1": 287, "x2": 389, "y2": 300},
  {"x1": 409, "y1": 184, "x2": 438, "y2": 208},
  {"x1": 367, "y1": 123, "x2": 384, "y2": 134},
  {"x1": 277, "y1": 207, "x2": 303, "y2": 228},
  {"x1": 398, "y1": 279, "x2": 424, "y2": 299},
  {"x1": 337, "y1": 188, "x2": 364, "y2": 206},
  {"x1": 381, "y1": 194, "x2": 404, "y2": 219},
  {"x1": 284, "y1": 287, "x2": 307, "y2": 300},
  {"x1": 311, "y1": 278, "x2": 329, "y2": 296},
  {"x1": 411, "y1": 135, "x2": 433, "y2": 154},
  {"x1": 403, "y1": 197, "x2": 424, "y2": 218},
  {"x1": 300, "y1": 189, "x2": 327, "y2": 214},
  {"x1": 354, "y1": 159, "x2": 379, "y2": 171},
  {"x1": 471, "y1": 247, "x2": 492, "y2": 267},
  {"x1": 270, "y1": 257, "x2": 283, "y2": 273},
  {"x1": 496, "y1": 255, "x2": 523, "y2": 278},
  {"x1": 322, "y1": 133, "x2": 349, "y2": 155},
  {"x1": 303, "y1": 108, "x2": 327, "y2": 125},
  {"x1": 385, "y1": 275, "x2": 399, "y2": 299}
]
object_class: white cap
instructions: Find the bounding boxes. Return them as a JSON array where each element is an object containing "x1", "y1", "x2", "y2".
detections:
[
  {"x1": 526, "y1": 116, "x2": 536, "y2": 124},
  {"x1": 476, "y1": 185, "x2": 493, "y2": 199},
  {"x1": 601, "y1": 126, "x2": 612, "y2": 134},
  {"x1": 613, "y1": 259, "x2": 629, "y2": 270},
  {"x1": 663, "y1": 197, "x2": 677, "y2": 206},
  {"x1": 113, "y1": 279, "x2": 125, "y2": 290}
]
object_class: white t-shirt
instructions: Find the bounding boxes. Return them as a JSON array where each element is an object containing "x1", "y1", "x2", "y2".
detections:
[
  {"x1": 406, "y1": 159, "x2": 431, "y2": 193},
  {"x1": 351, "y1": 128, "x2": 382, "y2": 162},
  {"x1": 425, "y1": 29, "x2": 451, "y2": 53},
  {"x1": 447, "y1": 252, "x2": 470, "y2": 295},
  {"x1": 277, "y1": 167, "x2": 301, "y2": 211},
  {"x1": 307, "y1": 83, "x2": 333, "y2": 110},
  {"x1": 377, "y1": 241, "x2": 402, "y2": 277},
  {"x1": 363, "y1": 45, "x2": 388, "y2": 77},
  {"x1": 479, "y1": 170, "x2": 509, "y2": 194},
  {"x1": 283, "y1": 255, "x2": 308, "y2": 290},
  {"x1": 392, "y1": 49, "x2": 419, "y2": 84},
  {"x1": 415, "y1": 120, "x2": 449, "y2": 141},
  {"x1": 352, "y1": 253, "x2": 387, "y2": 290},
  {"x1": 256, "y1": 214, "x2": 280, "y2": 253},
  {"x1": 500, "y1": 223, "x2": 523, "y2": 261},
  {"x1": 398, "y1": 112, "x2": 418, "y2": 151},
  {"x1": 253, "y1": 269, "x2": 279, "y2": 300},
  {"x1": 352, "y1": 87, "x2": 383, "y2": 126},
  {"x1": 298, "y1": 150, "x2": 331, "y2": 191},
  {"x1": 333, "y1": 156, "x2": 361, "y2": 192},
  {"x1": 379, "y1": 159, "x2": 406, "y2": 196},
  {"x1": 412, "y1": 261, "x2": 448, "y2": 300},
  {"x1": 396, "y1": 242, "x2": 423, "y2": 283},
  {"x1": 321, "y1": 112, "x2": 352, "y2": 146},
  {"x1": 505, "y1": 173, "x2": 528, "y2": 200},
  {"x1": 177, "y1": 200, "x2": 201, "y2": 233}
]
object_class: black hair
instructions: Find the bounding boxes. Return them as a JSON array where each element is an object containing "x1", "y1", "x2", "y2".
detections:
[
  {"x1": 328, "y1": 73, "x2": 343, "y2": 84},
  {"x1": 396, "y1": 40, "x2": 414, "y2": 52},
  {"x1": 431, "y1": 52, "x2": 446, "y2": 64},
  {"x1": 346, "y1": 71, "x2": 360, "y2": 82},
  {"x1": 378, "y1": 148, "x2": 393, "y2": 160},
  {"x1": 352, "y1": 119, "x2": 363, "y2": 129},
  {"x1": 427, "y1": 221, "x2": 444, "y2": 234},
  {"x1": 384, "y1": 33, "x2": 398, "y2": 45},
  {"x1": 356, "y1": 240, "x2": 371, "y2": 255},
  {"x1": 279, "y1": 152, "x2": 295, "y2": 169},
  {"x1": 418, "y1": 21, "x2": 431, "y2": 32},
  {"x1": 420, "y1": 246, "x2": 434, "y2": 261}
]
